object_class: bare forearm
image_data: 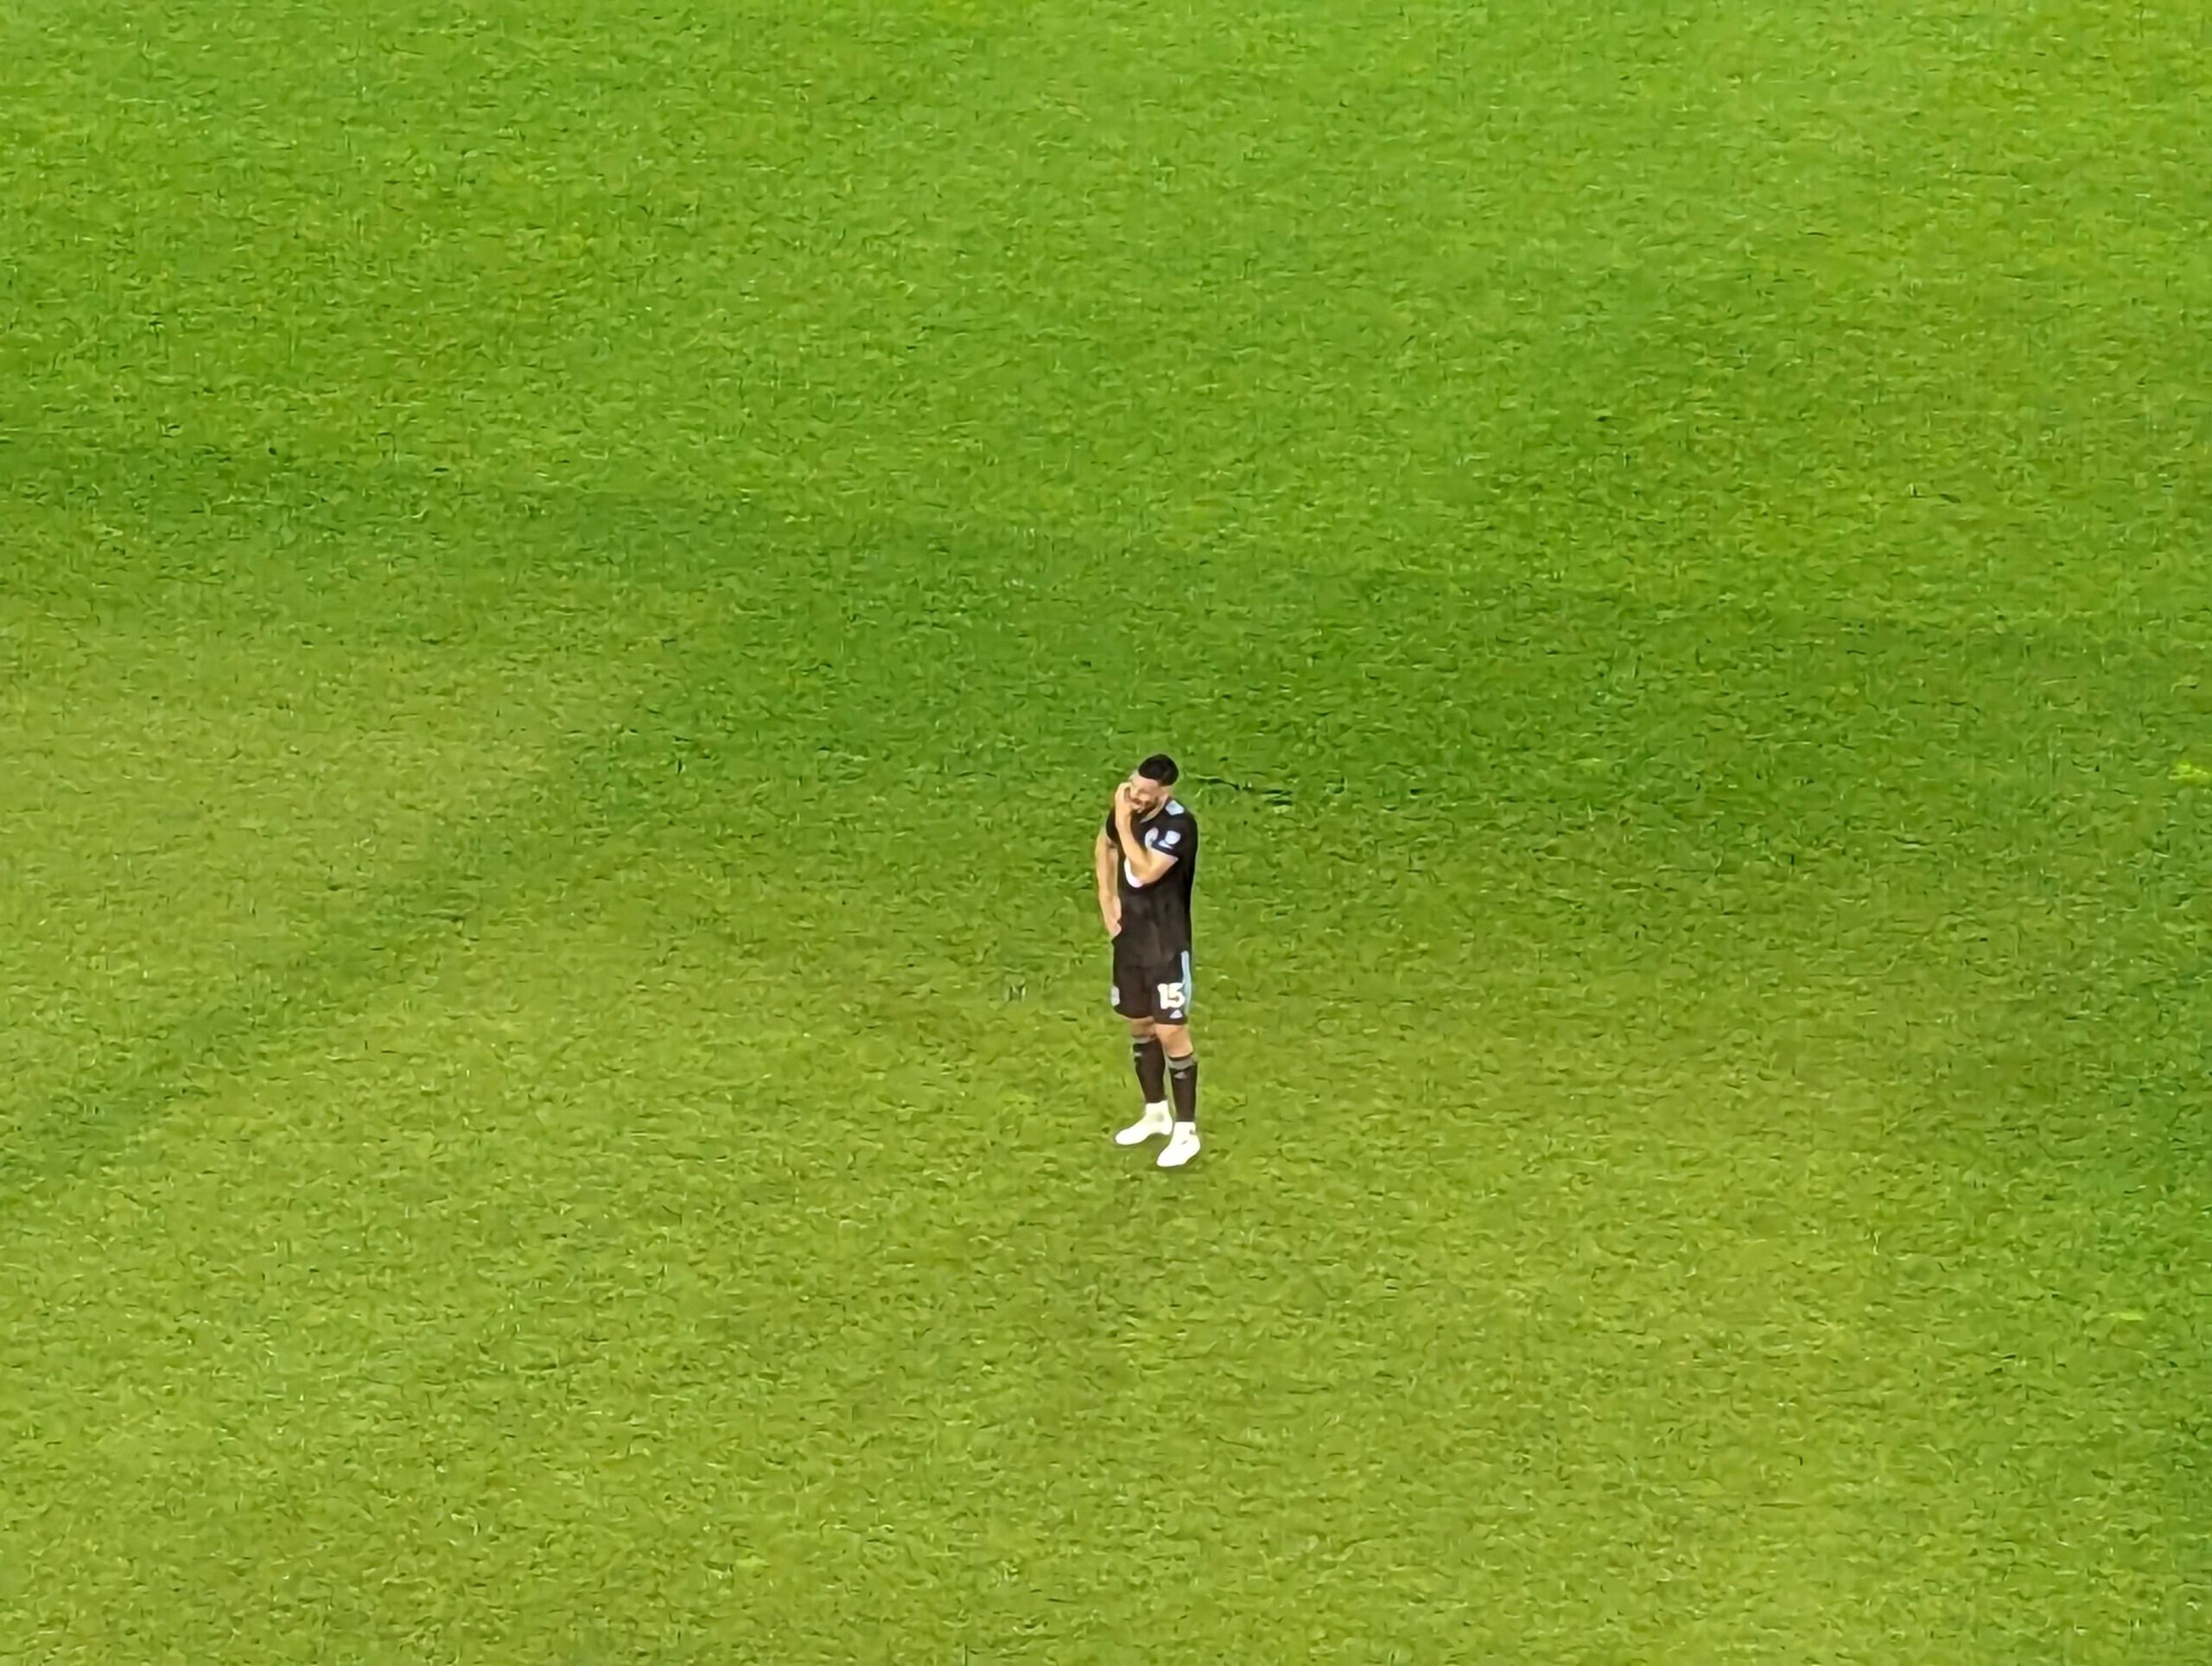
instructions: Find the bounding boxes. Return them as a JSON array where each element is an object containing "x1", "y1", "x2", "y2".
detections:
[{"x1": 1114, "y1": 814, "x2": 1168, "y2": 885}]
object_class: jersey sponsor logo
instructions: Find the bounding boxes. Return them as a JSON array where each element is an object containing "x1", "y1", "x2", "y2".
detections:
[{"x1": 1160, "y1": 829, "x2": 1180, "y2": 848}]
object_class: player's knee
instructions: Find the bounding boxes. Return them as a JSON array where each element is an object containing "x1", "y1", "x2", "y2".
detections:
[
  {"x1": 1155, "y1": 1023, "x2": 1192, "y2": 1057},
  {"x1": 1127, "y1": 1017, "x2": 1157, "y2": 1040}
]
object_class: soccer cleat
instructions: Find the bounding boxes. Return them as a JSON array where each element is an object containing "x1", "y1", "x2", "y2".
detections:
[
  {"x1": 1116, "y1": 1102, "x2": 1173, "y2": 1145},
  {"x1": 1157, "y1": 1122, "x2": 1202, "y2": 1167}
]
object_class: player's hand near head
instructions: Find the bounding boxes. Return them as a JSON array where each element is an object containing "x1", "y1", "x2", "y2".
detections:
[{"x1": 1112, "y1": 774, "x2": 1178, "y2": 887}]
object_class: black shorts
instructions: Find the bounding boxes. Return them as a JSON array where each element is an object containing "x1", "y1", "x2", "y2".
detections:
[{"x1": 1111, "y1": 937, "x2": 1194, "y2": 1025}]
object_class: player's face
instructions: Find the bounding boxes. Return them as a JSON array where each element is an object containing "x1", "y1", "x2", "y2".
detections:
[{"x1": 1126, "y1": 774, "x2": 1171, "y2": 816}]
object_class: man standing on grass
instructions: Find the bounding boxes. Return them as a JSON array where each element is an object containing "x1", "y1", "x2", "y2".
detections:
[{"x1": 1096, "y1": 754, "x2": 1202, "y2": 1167}]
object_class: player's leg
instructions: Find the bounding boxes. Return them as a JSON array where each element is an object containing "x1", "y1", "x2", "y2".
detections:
[
  {"x1": 1152, "y1": 951, "x2": 1200, "y2": 1167},
  {"x1": 1114, "y1": 1024, "x2": 1173, "y2": 1143},
  {"x1": 1113, "y1": 950, "x2": 1173, "y2": 1144},
  {"x1": 1127, "y1": 1016, "x2": 1170, "y2": 1105}
]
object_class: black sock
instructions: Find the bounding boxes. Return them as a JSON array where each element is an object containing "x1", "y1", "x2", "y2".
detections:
[
  {"x1": 1131, "y1": 1036, "x2": 1167, "y2": 1103},
  {"x1": 1166, "y1": 1052, "x2": 1198, "y2": 1122}
]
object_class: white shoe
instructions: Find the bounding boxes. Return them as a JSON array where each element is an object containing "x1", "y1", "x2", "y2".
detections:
[
  {"x1": 1116, "y1": 1103, "x2": 1173, "y2": 1145},
  {"x1": 1157, "y1": 1122, "x2": 1201, "y2": 1167}
]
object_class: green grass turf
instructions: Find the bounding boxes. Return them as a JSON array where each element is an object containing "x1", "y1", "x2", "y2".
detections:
[{"x1": 2, "y1": 0, "x2": 2208, "y2": 1657}]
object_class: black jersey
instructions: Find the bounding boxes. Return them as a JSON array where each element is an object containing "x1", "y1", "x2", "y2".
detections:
[{"x1": 1105, "y1": 798, "x2": 1198, "y2": 963}]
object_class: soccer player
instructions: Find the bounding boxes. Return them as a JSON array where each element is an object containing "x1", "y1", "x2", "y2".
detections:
[{"x1": 1096, "y1": 754, "x2": 1201, "y2": 1167}]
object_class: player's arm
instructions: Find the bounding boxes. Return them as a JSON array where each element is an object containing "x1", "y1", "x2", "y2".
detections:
[
  {"x1": 1111, "y1": 792, "x2": 1179, "y2": 887},
  {"x1": 1095, "y1": 828, "x2": 1122, "y2": 933}
]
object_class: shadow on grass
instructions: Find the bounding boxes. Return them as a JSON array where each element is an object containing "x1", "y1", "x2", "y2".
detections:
[
  {"x1": 0, "y1": 445, "x2": 799, "y2": 1218},
  {"x1": 0, "y1": 713, "x2": 653, "y2": 1218}
]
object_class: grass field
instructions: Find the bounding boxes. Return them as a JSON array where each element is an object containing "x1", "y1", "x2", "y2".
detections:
[{"x1": 3, "y1": 0, "x2": 2209, "y2": 1658}]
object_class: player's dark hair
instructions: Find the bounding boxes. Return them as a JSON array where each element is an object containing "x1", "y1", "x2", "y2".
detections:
[{"x1": 1137, "y1": 753, "x2": 1179, "y2": 785}]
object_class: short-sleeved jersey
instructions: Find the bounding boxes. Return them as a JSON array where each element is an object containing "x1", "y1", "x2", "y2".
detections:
[{"x1": 1105, "y1": 798, "x2": 1198, "y2": 963}]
